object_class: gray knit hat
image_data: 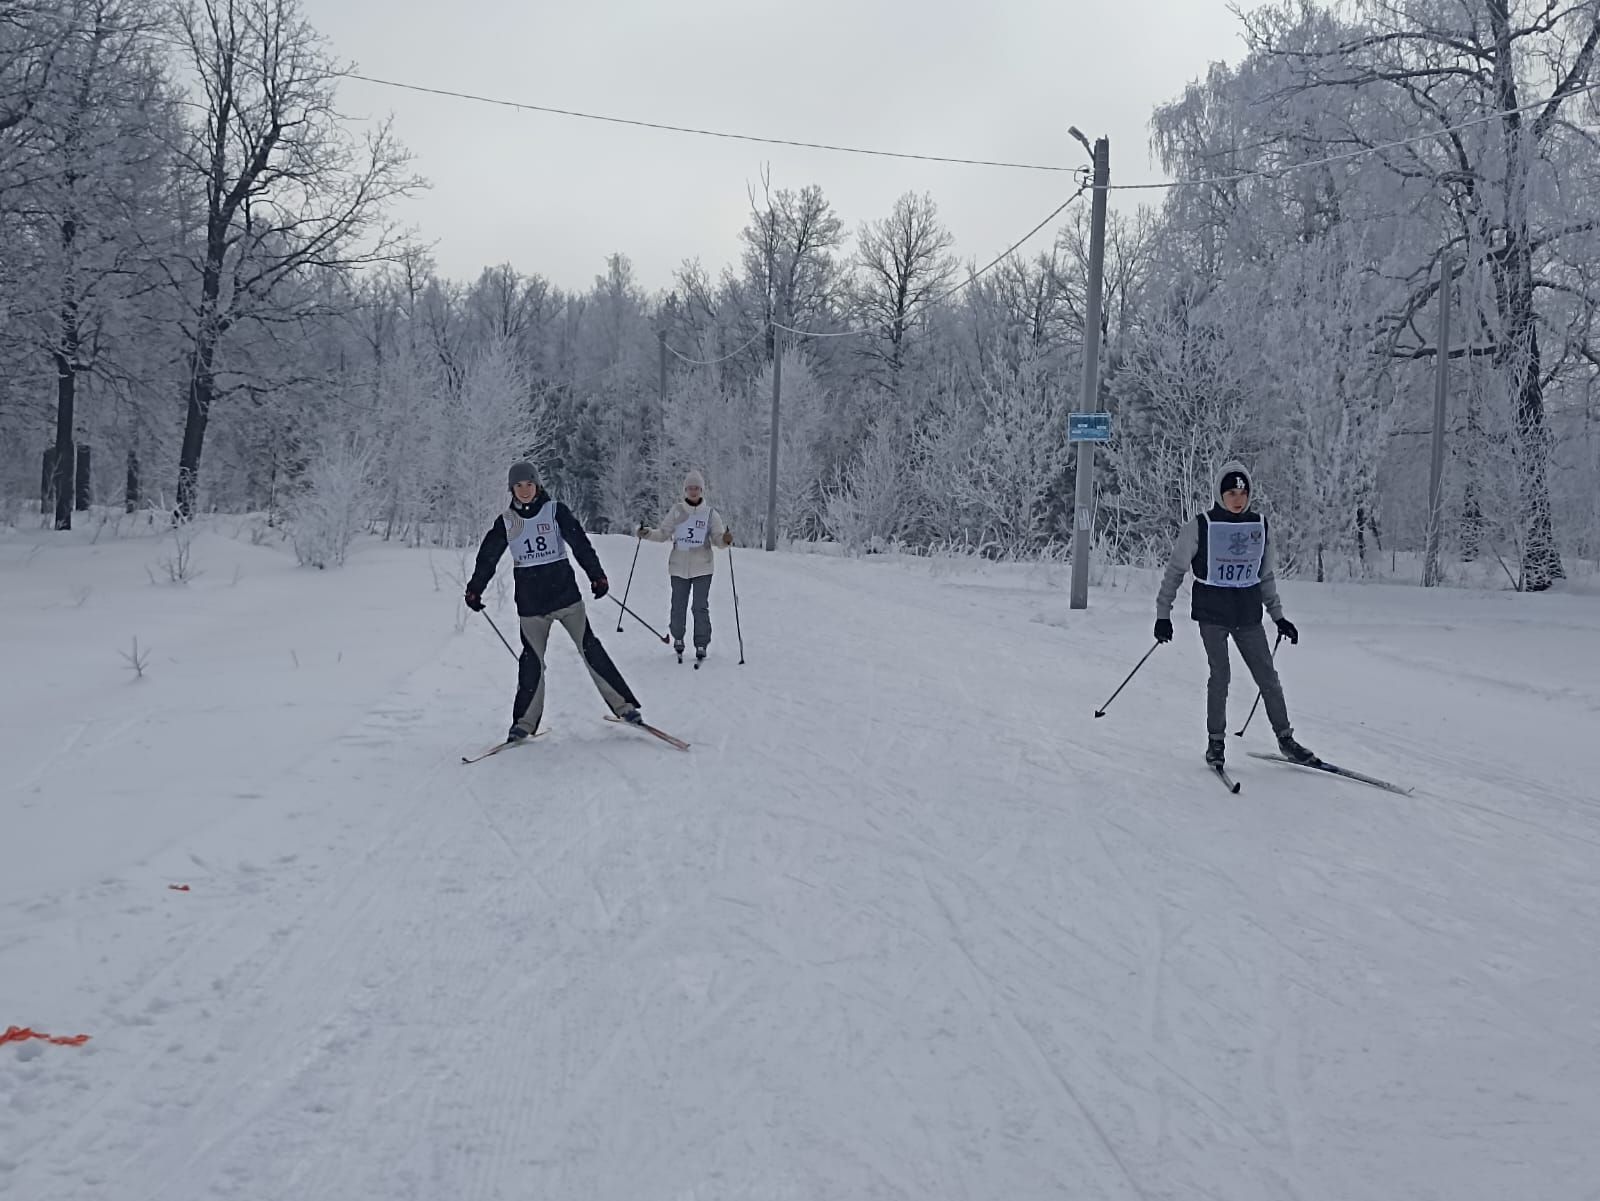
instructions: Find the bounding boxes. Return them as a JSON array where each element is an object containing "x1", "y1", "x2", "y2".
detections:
[{"x1": 507, "y1": 461, "x2": 538, "y2": 490}]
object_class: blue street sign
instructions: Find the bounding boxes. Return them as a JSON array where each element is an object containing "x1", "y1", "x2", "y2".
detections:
[{"x1": 1068, "y1": 412, "x2": 1113, "y2": 442}]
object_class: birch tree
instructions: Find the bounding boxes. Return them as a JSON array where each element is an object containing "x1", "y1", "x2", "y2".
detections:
[{"x1": 1243, "y1": 0, "x2": 1600, "y2": 587}]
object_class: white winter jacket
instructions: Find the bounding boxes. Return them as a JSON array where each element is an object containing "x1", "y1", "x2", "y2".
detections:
[{"x1": 643, "y1": 499, "x2": 729, "y2": 579}]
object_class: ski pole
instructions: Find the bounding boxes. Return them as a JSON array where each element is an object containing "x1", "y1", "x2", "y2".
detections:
[
  {"x1": 726, "y1": 542, "x2": 745, "y2": 665},
  {"x1": 610, "y1": 594, "x2": 671, "y2": 644},
  {"x1": 617, "y1": 530, "x2": 644, "y2": 632},
  {"x1": 480, "y1": 610, "x2": 520, "y2": 663},
  {"x1": 1093, "y1": 642, "x2": 1161, "y2": 718},
  {"x1": 1233, "y1": 632, "x2": 1285, "y2": 738}
]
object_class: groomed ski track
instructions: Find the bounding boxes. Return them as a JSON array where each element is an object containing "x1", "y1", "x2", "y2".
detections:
[{"x1": 2, "y1": 529, "x2": 1596, "y2": 1201}]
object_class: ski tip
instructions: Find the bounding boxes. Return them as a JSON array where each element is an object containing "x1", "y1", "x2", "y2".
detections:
[
  {"x1": 1229, "y1": 781, "x2": 1241, "y2": 794},
  {"x1": 1093, "y1": 710, "x2": 1106, "y2": 719}
]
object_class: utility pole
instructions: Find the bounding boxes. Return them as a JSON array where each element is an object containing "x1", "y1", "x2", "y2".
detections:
[
  {"x1": 1070, "y1": 132, "x2": 1109, "y2": 610},
  {"x1": 1424, "y1": 256, "x2": 1454, "y2": 588},
  {"x1": 765, "y1": 297, "x2": 785, "y2": 552}
]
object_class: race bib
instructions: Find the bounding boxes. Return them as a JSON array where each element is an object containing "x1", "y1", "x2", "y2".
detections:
[
  {"x1": 507, "y1": 501, "x2": 566, "y2": 567},
  {"x1": 1205, "y1": 517, "x2": 1265, "y2": 587},
  {"x1": 674, "y1": 511, "x2": 710, "y2": 549}
]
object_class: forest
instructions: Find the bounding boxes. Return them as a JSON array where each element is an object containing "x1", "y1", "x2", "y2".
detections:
[{"x1": 4, "y1": 0, "x2": 1597, "y2": 590}]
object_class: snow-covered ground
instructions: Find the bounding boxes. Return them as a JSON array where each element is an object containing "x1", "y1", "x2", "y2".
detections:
[{"x1": 2, "y1": 518, "x2": 1597, "y2": 1201}]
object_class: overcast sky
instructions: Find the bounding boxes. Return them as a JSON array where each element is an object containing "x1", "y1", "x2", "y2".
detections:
[{"x1": 297, "y1": 0, "x2": 1248, "y2": 294}]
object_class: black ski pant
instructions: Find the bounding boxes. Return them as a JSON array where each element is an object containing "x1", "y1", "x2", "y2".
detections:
[
  {"x1": 669, "y1": 573, "x2": 713, "y2": 650},
  {"x1": 512, "y1": 602, "x2": 638, "y2": 734},
  {"x1": 1198, "y1": 621, "x2": 1292, "y2": 741}
]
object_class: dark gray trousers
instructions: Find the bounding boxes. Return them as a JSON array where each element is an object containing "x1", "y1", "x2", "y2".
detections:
[
  {"x1": 1198, "y1": 622, "x2": 1292, "y2": 740},
  {"x1": 670, "y1": 574, "x2": 713, "y2": 649},
  {"x1": 512, "y1": 603, "x2": 637, "y2": 734}
]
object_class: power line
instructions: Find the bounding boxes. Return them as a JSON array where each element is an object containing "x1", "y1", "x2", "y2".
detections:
[
  {"x1": 942, "y1": 180, "x2": 1090, "y2": 301},
  {"x1": 158, "y1": 34, "x2": 1600, "y2": 204},
  {"x1": 341, "y1": 71, "x2": 1080, "y2": 174},
  {"x1": 1108, "y1": 78, "x2": 1600, "y2": 191},
  {"x1": 662, "y1": 326, "x2": 771, "y2": 366},
  {"x1": 771, "y1": 180, "x2": 1091, "y2": 342}
]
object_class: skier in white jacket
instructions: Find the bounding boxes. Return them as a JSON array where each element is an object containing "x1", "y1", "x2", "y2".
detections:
[{"x1": 638, "y1": 469, "x2": 734, "y2": 663}]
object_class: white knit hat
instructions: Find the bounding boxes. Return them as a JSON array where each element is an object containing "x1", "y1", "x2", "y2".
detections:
[{"x1": 683, "y1": 469, "x2": 706, "y2": 492}]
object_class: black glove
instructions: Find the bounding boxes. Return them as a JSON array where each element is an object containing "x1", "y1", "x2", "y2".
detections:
[
  {"x1": 1154, "y1": 618, "x2": 1174, "y2": 644},
  {"x1": 591, "y1": 576, "x2": 609, "y2": 600},
  {"x1": 464, "y1": 588, "x2": 484, "y2": 612},
  {"x1": 1275, "y1": 617, "x2": 1299, "y2": 645}
]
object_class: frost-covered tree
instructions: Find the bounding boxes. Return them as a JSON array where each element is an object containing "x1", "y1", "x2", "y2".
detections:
[
  {"x1": 852, "y1": 191, "x2": 956, "y2": 389},
  {"x1": 167, "y1": 0, "x2": 420, "y2": 518},
  {"x1": 1106, "y1": 284, "x2": 1265, "y2": 552},
  {"x1": 1226, "y1": 0, "x2": 1600, "y2": 587}
]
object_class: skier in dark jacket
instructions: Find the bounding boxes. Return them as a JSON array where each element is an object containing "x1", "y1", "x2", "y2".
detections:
[
  {"x1": 465, "y1": 461, "x2": 642, "y2": 740},
  {"x1": 1154, "y1": 460, "x2": 1318, "y2": 769}
]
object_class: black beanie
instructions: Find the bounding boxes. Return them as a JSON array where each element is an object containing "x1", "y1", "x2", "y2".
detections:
[
  {"x1": 1220, "y1": 470, "x2": 1250, "y2": 495},
  {"x1": 507, "y1": 461, "x2": 537, "y2": 490}
]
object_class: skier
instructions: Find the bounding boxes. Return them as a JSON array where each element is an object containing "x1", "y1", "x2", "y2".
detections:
[
  {"x1": 637, "y1": 469, "x2": 735, "y2": 664},
  {"x1": 1153, "y1": 460, "x2": 1319, "y2": 770},
  {"x1": 464, "y1": 461, "x2": 643, "y2": 740}
]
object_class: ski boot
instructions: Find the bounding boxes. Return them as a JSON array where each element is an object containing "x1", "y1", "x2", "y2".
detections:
[
  {"x1": 617, "y1": 705, "x2": 644, "y2": 726},
  {"x1": 506, "y1": 724, "x2": 530, "y2": 743},
  {"x1": 674, "y1": 640, "x2": 685, "y2": 663},
  {"x1": 1277, "y1": 732, "x2": 1321, "y2": 767},
  {"x1": 1205, "y1": 738, "x2": 1226, "y2": 767},
  {"x1": 694, "y1": 646, "x2": 707, "y2": 664}
]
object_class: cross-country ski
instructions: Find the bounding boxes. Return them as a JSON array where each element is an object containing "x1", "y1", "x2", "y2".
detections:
[
  {"x1": 1209, "y1": 761, "x2": 1242, "y2": 793},
  {"x1": 460, "y1": 729, "x2": 548, "y2": 764},
  {"x1": 1247, "y1": 751, "x2": 1414, "y2": 795},
  {"x1": 604, "y1": 713, "x2": 691, "y2": 751}
]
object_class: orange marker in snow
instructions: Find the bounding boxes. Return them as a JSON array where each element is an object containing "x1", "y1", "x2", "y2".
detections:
[{"x1": 2, "y1": 1026, "x2": 90, "y2": 1047}]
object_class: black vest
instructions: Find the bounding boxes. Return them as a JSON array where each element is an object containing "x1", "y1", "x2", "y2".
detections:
[{"x1": 1190, "y1": 507, "x2": 1269, "y2": 629}]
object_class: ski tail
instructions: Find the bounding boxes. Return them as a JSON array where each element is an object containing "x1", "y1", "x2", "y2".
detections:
[
  {"x1": 1210, "y1": 762, "x2": 1241, "y2": 793},
  {"x1": 604, "y1": 714, "x2": 691, "y2": 751},
  {"x1": 1246, "y1": 751, "x2": 1411, "y2": 795}
]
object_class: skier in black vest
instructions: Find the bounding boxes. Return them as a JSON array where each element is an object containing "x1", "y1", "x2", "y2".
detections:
[
  {"x1": 1153, "y1": 460, "x2": 1319, "y2": 769},
  {"x1": 464, "y1": 461, "x2": 643, "y2": 741}
]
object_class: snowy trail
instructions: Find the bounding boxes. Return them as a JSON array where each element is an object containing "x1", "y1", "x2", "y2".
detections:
[{"x1": 3, "y1": 529, "x2": 1598, "y2": 1200}]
